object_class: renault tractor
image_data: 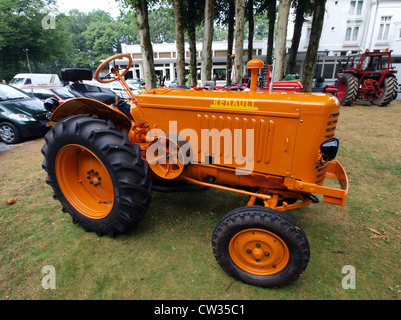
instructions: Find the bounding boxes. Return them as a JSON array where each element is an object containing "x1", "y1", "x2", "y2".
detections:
[{"x1": 42, "y1": 54, "x2": 348, "y2": 288}]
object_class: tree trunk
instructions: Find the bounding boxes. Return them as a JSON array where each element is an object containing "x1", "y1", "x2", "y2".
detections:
[
  {"x1": 135, "y1": 0, "x2": 156, "y2": 89},
  {"x1": 201, "y1": 0, "x2": 214, "y2": 85},
  {"x1": 234, "y1": 0, "x2": 245, "y2": 81},
  {"x1": 266, "y1": 0, "x2": 276, "y2": 65},
  {"x1": 302, "y1": 0, "x2": 327, "y2": 92},
  {"x1": 247, "y1": 0, "x2": 254, "y2": 68},
  {"x1": 273, "y1": 0, "x2": 291, "y2": 81},
  {"x1": 226, "y1": 0, "x2": 235, "y2": 85},
  {"x1": 188, "y1": 25, "x2": 197, "y2": 87},
  {"x1": 287, "y1": 0, "x2": 307, "y2": 75},
  {"x1": 173, "y1": 0, "x2": 186, "y2": 86}
]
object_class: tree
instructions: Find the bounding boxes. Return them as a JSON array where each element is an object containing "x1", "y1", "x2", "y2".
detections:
[
  {"x1": 173, "y1": 0, "x2": 186, "y2": 86},
  {"x1": 64, "y1": 9, "x2": 133, "y2": 69},
  {"x1": 148, "y1": 5, "x2": 176, "y2": 43},
  {"x1": 287, "y1": 0, "x2": 313, "y2": 75},
  {"x1": 257, "y1": 0, "x2": 276, "y2": 65},
  {"x1": 0, "y1": 0, "x2": 72, "y2": 81},
  {"x1": 273, "y1": 0, "x2": 291, "y2": 81},
  {"x1": 234, "y1": 0, "x2": 245, "y2": 80},
  {"x1": 82, "y1": 21, "x2": 126, "y2": 64},
  {"x1": 226, "y1": 0, "x2": 236, "y2": 84},
  {"x1": 121, "y1": 0, "x2": 157, "y2": 88},
  {"x1": 302, "y1": 0, "x2": 327, "y2": 92},
  {"x1": 247, "y1": 0, "x2": 254, "y2": 65},
  {"x1": 215, "y1": 0, "x2": 235, "y2": 85},
  {"x1": 183, "y1": 0, "x2": 205, "y2": 87},
  {"x1": 201, "y1": 0, "x2": 215, "y2": 85}
]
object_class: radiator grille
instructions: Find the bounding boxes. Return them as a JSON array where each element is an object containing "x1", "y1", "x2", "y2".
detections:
[
  {"x1": 325, "y1": 113, "x2": 339, "y2": 140},
  {"x1": 196, "y1": 114, "x2": 275, "y2": 164}
]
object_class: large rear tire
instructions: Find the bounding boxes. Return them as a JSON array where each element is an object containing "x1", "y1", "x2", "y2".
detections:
[
  {"x1": 371, "y1": 75, "x2": 398, "y2": 107},
  {"x1": 212, "y1": 206, "x2": 310, "y2": 288},
  {"x1": 41, "y1": 114, "x2": 152, "y2": 237},
  {"x1": 336, "y1": 73, "x2": 358, "y2": 106}
]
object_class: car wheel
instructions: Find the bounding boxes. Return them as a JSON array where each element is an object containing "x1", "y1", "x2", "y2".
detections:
[{"x1": 0, "y1": 122, "x2": 21, "y2": 144}]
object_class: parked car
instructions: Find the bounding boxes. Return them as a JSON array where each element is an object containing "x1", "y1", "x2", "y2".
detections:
[
  {"x1": 21, "y1": 86, "x2": 75, "y2": 104},
  {"x1": 126, "y1": 78, "x2": 145, "y2": 86},
  {"x1": 168, "y1": 78, "x2": 188, "y2": 87},
  {"x1": 0, "y1": 84, "x2": 52, "y2": 144},
  {"x1": 99, "y1": 81, "x2": 146, "y2": 100},
  {"x1": 10, "y1": 73, "x2": 61, "y2": 88}
]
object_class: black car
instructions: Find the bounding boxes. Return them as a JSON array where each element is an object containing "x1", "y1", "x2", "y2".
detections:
[{"x1": 0, "y1": 84, "x2": 52, "y2": 144}]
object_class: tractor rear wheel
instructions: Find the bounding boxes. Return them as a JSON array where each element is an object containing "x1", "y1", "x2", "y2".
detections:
[
  {"x1": 212, "y1": 206, "x2": 310, "y2": 288},
  {"x1": 336, "y1": 73, "x2": 358, "y2": 106},
  {"x1": 41, "y1": 114, "x2": 152, "y2": 237},
  {"x1": 371, "y1": 75, "x2": 398, "y2": 107}
]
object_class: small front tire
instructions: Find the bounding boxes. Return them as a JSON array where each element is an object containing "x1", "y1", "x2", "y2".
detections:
[{"x1": 212, "y1": 206, "x2": 310, "y2": 288}]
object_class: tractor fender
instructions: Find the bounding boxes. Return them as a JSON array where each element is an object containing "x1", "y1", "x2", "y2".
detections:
[{"x1": 50, "y1": 97, "x2": 132, "y2": 131}]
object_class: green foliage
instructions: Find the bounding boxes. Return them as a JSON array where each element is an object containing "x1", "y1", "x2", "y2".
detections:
[
  {"x1": 149, "y1": 5, "x2": 176, "y2": 43},
  {"x1": 0, "y1": 0, "x2": 72, "y2": 80},
  {"x1": 0, "y1": 1, "x2": 140, "y2": 78},
  {"x1": 64, "y1": 9, "x2": 134, "y2": 69}
]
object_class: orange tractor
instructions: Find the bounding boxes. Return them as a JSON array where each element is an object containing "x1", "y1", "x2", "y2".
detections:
[{"x1": 42, "y1": 54, "x2": 348, "y2": 288}]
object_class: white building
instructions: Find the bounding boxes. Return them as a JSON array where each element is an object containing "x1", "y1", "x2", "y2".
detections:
[
  {"x1": 116, "y1": 0, "x2": 401, "y2": 85},
  {"x1": 120, "y1": 40, "x2": 265, "y2": 86}
]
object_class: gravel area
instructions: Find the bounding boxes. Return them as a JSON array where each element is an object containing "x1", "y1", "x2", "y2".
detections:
[{"x1": 0, "y1": 141, "x2": 25, "y2": 153}]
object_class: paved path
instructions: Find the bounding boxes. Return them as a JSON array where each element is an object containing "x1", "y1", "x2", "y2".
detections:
[{"x1": 0, "y1": 141, "x2": 23, "y2": 153}]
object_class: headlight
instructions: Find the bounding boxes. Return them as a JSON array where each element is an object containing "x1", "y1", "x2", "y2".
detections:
[
  {"x1": 9, "y1": 113, "x2": 36, "y2": 122},
  {"x1": 320, "y1": 138, "x2": 339, "y2": 161}
]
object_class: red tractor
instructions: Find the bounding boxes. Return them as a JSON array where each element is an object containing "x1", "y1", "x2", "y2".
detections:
[{"x1": 325, "y1": 50, "x2": 398, "y2": 106}]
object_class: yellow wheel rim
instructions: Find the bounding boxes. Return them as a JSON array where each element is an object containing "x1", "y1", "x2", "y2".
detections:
[
  {"x1": 55, "y1": 144, "x2": 114, "y2": 219},
  {"x1": 147, "y1": 136, "x2": 185, "y2": 179},
  {"x1": 229, "y1": 228, "x2": 290, "y2": 276}
]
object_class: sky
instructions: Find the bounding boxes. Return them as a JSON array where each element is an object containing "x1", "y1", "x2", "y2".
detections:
[{"x1": 56, "y1": 0, "x2": 123, "y2": 18}]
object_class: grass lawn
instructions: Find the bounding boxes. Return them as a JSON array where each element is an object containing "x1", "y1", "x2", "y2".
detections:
[{"x1": 1, "y1": 100, "x2": 400, "y2": 300}]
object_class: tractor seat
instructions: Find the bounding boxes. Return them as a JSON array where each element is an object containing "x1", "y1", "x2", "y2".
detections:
[{"x1": 61, "y1": 68, "x2": 117, "y2": 105}]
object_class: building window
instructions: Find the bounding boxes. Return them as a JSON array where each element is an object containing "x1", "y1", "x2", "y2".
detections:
[
  {"x1": 349, "y1": 0, "x2": 363, "y2": 15},
  {"x1": 306, "y1": 27, "x2": 311, "y2": 45},
  {"x1": 159, "y1": 52, "x2": 171, "y2": 59},
  {"x1": 214, "y1": 50, "x2": 228, "y2": 57},
  {"x1": 345, "y1": 27, "x2": 359, "y2": 41},
  {"x1": 378, "y1": 16, "x2": 391, "y2": 41}
]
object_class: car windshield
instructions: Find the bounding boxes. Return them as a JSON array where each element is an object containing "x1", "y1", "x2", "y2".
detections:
[
  {"x1": 0, "y1": 84, "x2": 30, "y2": 100},
  {"x1": 50, "y1": 87, "x2": 75, "y2": 99},
  {"x1": 9, "y1": 78, "x2": 25, "y2": 85}
]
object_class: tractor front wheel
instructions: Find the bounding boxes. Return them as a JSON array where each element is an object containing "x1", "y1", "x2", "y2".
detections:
[
  {"x1": 41, "y1": 114, "x2": 152, "y2": 237},
  {"x1": 336, "y1": 73, "x2": 358, "y2": 106},
  {"x1": 212, "y1": 206, "x2": 310, "y2": 288},
  {"x1": 371, "y1": 75, "x2": 398, "y2": 107}
]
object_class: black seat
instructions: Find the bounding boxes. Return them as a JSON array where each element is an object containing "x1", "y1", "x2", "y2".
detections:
[
  {"x1": 68, "y1": 83, "x2": 117, "y2": 105},
  {"x1": 61, "y1": 68, "x2": 117, "y2": 105}
]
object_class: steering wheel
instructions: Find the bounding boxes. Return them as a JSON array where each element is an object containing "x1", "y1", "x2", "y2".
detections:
[{"x1": 95, "y1": 53, "x2": 133, "y2": 84}]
